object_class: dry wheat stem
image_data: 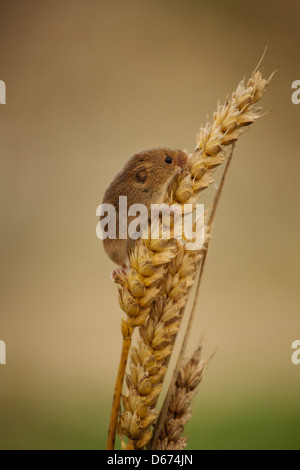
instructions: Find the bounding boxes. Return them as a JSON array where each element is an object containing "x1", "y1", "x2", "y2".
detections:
[
  {"x1": 107, "y1": 333, "x2": 132, "y2": 450},
  {"x1": 109, "y1": 65, "x2": 273, "y2": 450}
]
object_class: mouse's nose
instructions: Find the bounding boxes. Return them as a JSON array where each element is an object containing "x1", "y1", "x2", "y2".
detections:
[{"x1": 177, "y1": 152, "x2": 188, "y2": 168}]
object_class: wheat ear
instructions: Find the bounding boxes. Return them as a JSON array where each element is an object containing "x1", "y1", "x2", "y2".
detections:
[
  {"x1": 156, "y1": 346, "x2": 207, "y2": 450},
  {"x1": 109, "y1": 63, "x2": 273, "y2": 450},
  {"x1": 149, "y1": 143, "x2": 234, "y2": 449},
  {"x1": 106, "y1": 239, "x2": 177, "y2": 449}
]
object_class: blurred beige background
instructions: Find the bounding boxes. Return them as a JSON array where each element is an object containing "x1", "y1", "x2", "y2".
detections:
[{"x1": 0, "y1": 0, "x2": 299, "y2": 449}]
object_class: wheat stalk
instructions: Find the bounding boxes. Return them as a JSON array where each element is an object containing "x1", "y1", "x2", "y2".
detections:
[{"x1": 107, "y1": 57, "x2": 273, "y2": 450}]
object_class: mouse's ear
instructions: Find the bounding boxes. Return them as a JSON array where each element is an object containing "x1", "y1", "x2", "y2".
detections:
[{"x1": 135, "y1": 166, "x2": 147, "y2": 183}]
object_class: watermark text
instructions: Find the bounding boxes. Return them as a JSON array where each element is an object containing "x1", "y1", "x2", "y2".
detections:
[
  {"x1": 291, "y1": 80, "x2": 300, "y2": 105},
  {"x1": 0, "y1": 340, "x2": 6, "y2": 365},
  {"x1": 0, "y1": 80, "x2": 6, "y2": 104},
  {"x1": 291, "y1": 340, "x2": 300, "y2": 365},
  {"x1": 96, "y1": 198, "x2": 205, "y2": 251}
]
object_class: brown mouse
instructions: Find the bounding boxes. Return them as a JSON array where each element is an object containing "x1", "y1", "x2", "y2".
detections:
[{"x1": 101, "y1": 148, "x2": 188, "y2": 277}]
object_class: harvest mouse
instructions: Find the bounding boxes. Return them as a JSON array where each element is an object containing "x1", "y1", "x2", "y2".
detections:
[{"x1": 101, "y1": 148, "x2": 188, "y2": 278}]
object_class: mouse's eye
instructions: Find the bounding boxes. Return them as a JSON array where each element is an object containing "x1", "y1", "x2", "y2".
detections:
[{"x1": 165, "y1": 156, "x2": 172, "y2": 164}]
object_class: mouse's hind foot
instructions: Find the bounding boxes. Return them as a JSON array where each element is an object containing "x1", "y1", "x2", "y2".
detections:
[{"x1": 111, "y1": 264, "x2": 128, "y2": 283}]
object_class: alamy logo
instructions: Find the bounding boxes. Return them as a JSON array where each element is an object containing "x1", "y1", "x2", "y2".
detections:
[
  {"x1": 0, "y1": 80, "x2": 6, "y2": 104},
  {"x1": 0, "y1": 340, "x2": 6, "y2": 365},
  {"x1": 291, "y1": 340, "x2": 300, "y2": 365},
  {"x1": 96, "y1": 197, "x2": 205, "y2": 251},
  {"x1": 291, "y1": 80, "x2": 300, "y2": 105}
]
